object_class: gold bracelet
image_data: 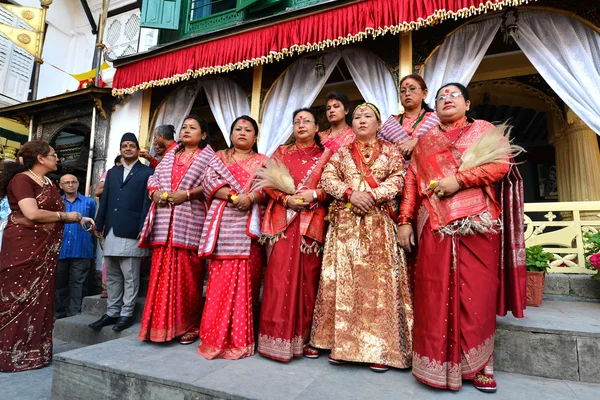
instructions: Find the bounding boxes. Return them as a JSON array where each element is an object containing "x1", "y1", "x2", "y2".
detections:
[
  {"x1": 186, "y1": 190, "x2": 191, "y2": 201},
  {"x1": 283, "y1": 195, "x2": 290, "y2": 208},
  {"x1": 57, "y1": 212, "x2": 62, "y2": 221}
]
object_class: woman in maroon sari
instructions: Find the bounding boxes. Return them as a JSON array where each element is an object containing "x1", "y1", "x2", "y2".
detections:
[
  {"x1": 138, "y1": 115, "x2": 214, "y2": 344},
  {"x1": 398, "y1": 83, "x2": 525, "y2": 392},
  {"x1": 0, "y1": 141, "x2": 94, "y2": 372},
  {"x1": 198, "y1": 116, "x2": 267, "y2": 359},
  {"x1": 258, "y1": 108, "x2": 331, "y2": 362},
  {"x1": 318, "y1": 91, "x2": 355, "y2": 152}
]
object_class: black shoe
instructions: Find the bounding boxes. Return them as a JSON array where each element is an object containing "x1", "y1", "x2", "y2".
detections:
[
  {"x1": 112, "y1": 316, "x2": 134, "y2": 332},
  {"x1": 88, "y1": 314, "x2": 118, "y2": 330}
]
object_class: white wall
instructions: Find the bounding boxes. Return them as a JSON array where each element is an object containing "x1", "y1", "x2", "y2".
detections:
[{"x1": 107, "y1": 90, "x2": 143, "y2": 166}]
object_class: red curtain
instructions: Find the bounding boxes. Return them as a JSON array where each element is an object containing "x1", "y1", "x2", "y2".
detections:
[{"x1": 113, "y1": 0, "x2": 525, "y2": 94}]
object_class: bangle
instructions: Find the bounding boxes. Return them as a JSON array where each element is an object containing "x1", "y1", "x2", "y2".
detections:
[
  {"x1": 149, "y1": 190, "x2": 157, "y2": 200},
  {"x1": 283, "y1": 195, "x2": 290, "y2": 208},
  {"x1": 56, "y1": 212, "x2": 62, "y2": 221},
  {"x1": 398, "y1": 222, "x2": 412, "y2": 226},
  {"x1": 312, "y1": 190, "x2": 318, "y2": 202},
  {"x1": 186, "y1": 190, "x2": 191, "y2": 201},
  {"x1": 249, "y1": 192, "x2": 256, "y2": 203},
  {"x1": 343, "y1": 188, "x2": 354, "y2": 202}
]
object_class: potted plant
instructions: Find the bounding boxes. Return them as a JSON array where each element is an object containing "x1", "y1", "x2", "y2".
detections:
[
  {"x1": 525, "y1": 245, "x2": 553, "y2": 307},
  {"x1": 583, "y1": 231, "x2": 600, "y2": 280}
]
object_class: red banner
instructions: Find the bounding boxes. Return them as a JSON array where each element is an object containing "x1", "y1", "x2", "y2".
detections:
[{"x1": 113, "y1": 0, "x2": 530, "y2": 95}]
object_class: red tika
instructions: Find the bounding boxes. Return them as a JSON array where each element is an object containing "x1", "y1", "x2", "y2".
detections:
[
  {"x1": 198, "y1": 150, "x2": 266, "y2": 359},
  {"x1": 0, "y1": 175, "x2": 65, "y2": 372},
  {"x1": 258, "y1": 143, "x2": 330, "y2": 362},
  {"x1": 139, "y1": 149, "x2": 207, "y2": 342},
  {"x1": 399, "y1": 118, "x2": 525, "y2": 390}
]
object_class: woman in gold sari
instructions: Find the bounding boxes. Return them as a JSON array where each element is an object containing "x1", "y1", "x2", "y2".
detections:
[{"x1": 310, "y1": 103, "x2": 413, "y2": 373}]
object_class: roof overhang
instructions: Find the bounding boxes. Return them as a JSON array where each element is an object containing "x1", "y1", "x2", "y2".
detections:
[{"x1": 111, "y1": 0, "x2": 535, "y2": 96}]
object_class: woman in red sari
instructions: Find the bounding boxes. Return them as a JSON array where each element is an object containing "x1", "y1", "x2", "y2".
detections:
[
  {"x1": 198, "y1": 115, "x2": 267, "y2": 359},
  {"x1": 319, "y1": 91, "x2": 355, "y2": 152},
  {"x1": 379, "y1": 74, "x2": 439, "y2": 160},
  {"x1": 138, "y1": 115, "x2": 215, "y2": 344},
  {"x1": 257, "y1": 108, "x2": 331, "y2": 362},
  {"x1": 398, "y1": 83, "x2": 524, "y2": 392},
  {"x1": 0, "y1": 141, "x2": 93, "y2": 372}
]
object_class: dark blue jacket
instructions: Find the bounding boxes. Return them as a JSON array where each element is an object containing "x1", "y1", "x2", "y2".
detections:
[{"x1": 96, "y1": 161, "x2": 153, "y2": 239}]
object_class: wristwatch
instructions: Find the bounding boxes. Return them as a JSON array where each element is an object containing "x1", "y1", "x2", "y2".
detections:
[{"x1": 312, "y1": 190, "x2": 317, "y2": 201}]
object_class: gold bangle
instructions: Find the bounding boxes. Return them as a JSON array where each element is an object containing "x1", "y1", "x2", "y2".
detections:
[
  {"x1": 57, "y1": 212, "x2": 62, "y2": 221},
  {"x1": 283, "y1": 195, "x2": 290, "y2": 208},
  {"x1": 186, "y1": 190, "x2": 191, "y2": 201}
]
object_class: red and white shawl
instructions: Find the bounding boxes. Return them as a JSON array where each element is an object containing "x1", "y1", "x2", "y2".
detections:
[
  {"x1": 139, "y1": 143, "x2": 215, "y2": 250},
  {"x1": 198, "y1": 153, "x2": 266, "y2": 258}
]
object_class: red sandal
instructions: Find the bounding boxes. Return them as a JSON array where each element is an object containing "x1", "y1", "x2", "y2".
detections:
[{"x1": 474, "y1": 372, "x2": 497, "y2": 393}]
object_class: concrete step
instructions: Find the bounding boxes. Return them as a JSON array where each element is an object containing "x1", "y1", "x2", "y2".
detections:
[
  {"x1": 53, "y1": 313, "x2": 141, "y2": 346},
  {"x1": 544, "y1": 273, "x2": 600, "y2": 299},
  {"x1": 495, "y1": 300, "x2": 600, "y2": 383},
  {"x1": 81, "y1": 294, "x2": 146, "y2": 319},
  {"x1": 51, "y1": 333, "x2": 600, "y2": 400}
]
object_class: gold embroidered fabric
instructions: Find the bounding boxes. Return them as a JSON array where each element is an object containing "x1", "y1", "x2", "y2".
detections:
[{"x1": 310, "y1": 141, "x2": 413, "y2": 368}]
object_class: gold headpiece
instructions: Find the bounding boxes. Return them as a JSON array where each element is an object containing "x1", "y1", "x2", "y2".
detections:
[{"x1": 352, "y1": 103, "x2": 381, "y2": 121}]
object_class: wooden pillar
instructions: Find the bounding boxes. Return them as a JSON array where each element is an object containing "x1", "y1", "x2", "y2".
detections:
[
  {"x1": 551, "y1": 109, "x2": 600, "y2": 211},
  {"x1": 139, "y1": 88, "x2": 153, "y2": 150},
  {"x1": 399, "y1": 32, "x2": 413, "y2": 79},
  {"x1": 251, "y1": 65, "x2": 263, "y2": 123}
]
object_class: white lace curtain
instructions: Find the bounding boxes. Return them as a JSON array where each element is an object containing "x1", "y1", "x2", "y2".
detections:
[
  {"x1": 510, "y1": 11, "x2": 600, "y2": 135},
  {"x1": 421, "y1": 18, "x2": 502, "y2": 107},
  {"x1": 259, "y1": 49, "x2": 398, "y2": 155},
  {"x1": 342, "y1": 50, "x2": 398, "y2": 121},
  {"x1": 259, "y1": 52, "x2": 342, "y2": 155},
  {"x1": 203, "y1": 78, "x2": 251, "y2": 146}
]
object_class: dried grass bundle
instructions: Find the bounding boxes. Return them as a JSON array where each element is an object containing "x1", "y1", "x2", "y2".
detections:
[
  {"x1": 252, "y1": 158, "x2": 295, "y2": 194},
  {"x1": 459, "y1": 123, "x2": 525, "y2": 172}
]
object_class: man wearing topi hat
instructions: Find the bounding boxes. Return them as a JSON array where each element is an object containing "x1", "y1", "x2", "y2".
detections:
[{"x1": 89, "y1": 133, "x2": 153, "y2": 332}]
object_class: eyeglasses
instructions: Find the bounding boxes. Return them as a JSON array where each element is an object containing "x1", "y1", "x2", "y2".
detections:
[
  {"x1": 400, "y1": 87, "x2": 421, "y2": 95},
  {"x1": 46, "y1": 153, "x2": 59, "y2": 159},
  {"x1": 293, "y1": 120, "x2": 315, "y2": 126},
  {"x1": 436, "y1": 92, "x2": 464, "y2": 103}
]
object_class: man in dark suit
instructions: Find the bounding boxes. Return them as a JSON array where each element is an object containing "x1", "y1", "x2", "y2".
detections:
[{"x1": 89, "y1": 133, "x2": 153, "y2": 332}]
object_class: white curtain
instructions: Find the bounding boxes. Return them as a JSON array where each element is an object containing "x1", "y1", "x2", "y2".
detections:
[
  {"x1": 511, "y1": 11, "x2": 600, "y2": 135},
  {"x1": 203, "y1": 78, "x2": 251, "y2": 146},
  {"x1": 422, "y1": 18, "x2": 501, "y2": 107},
  {"x1": 342, "y1": 49, "x2": 398, "y2": 121},
  {"x1": 153, "y1": 80, "x2": 202, "y2": 134},
  {"x1": 259, "y1": 52, "x2": 342, "y2": 155}
]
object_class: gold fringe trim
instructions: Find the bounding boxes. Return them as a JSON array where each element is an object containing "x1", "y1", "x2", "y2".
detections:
[
  {"x1": 112, "y1": 0, "x2": 534, "y2": 96},
  {"x1": 437, "y1": 212, "x2": 501, "y2": 238},
  {"x1": 300, "y1": 237, "x2": 323, "y2": 256},
  {"x1": 259, "y1": 232, "x2": 286, "y2": 246}
]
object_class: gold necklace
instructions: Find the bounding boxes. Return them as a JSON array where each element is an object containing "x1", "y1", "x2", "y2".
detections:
[
  {"x1": 28, "y1": 169, "x2": 50, "y2": 185},
  {"x1": 232, "y1": 148, "x2": 253, "y2": 162}
]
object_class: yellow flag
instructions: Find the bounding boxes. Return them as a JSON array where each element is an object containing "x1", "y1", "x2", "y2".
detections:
[
  {"x1": 0, "y1": 24, "x2": 40, "y2": 56},
  {"x1": 0, "y1": 5, "x2": 44, "y2": 32},
  {"x1": 70, "y1": 62, "x2": 111, "y2": 82}
]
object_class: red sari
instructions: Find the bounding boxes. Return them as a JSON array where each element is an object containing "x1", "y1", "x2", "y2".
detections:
[
  {"x1": 0, "y1": 174, "x2": 64, "y2": 372},
  {"x1": 319, "y1": 125, "x2": 355, "y2": 152},
  {"x1": 257, "y1": 143, "x2": 331, "y2": 362},
  {"x1": 139, "y1": 147, "x2": 211, "y2": 342},
  {"x1": 399, "y1": 117, "x2": 521, "y2": 390},
  {"x1": 198, "y1": 149, "x2": 267, "y2": 359}
]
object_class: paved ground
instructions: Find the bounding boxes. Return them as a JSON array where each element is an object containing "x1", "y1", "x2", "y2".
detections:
[{"x1": 0, "y1": 340, "x2": 83, "y2": 400}]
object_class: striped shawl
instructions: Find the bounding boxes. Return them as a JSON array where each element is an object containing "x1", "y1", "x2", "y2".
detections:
[
  {"x1": 378, "y1": 111, "x2": 439, "y2": 144},
  {"x1": 139, "y1": 144, "x2": 215, "y2": 249},
  {"x1": 199, "y1": 153, "x2": 266, "y2": 258}
]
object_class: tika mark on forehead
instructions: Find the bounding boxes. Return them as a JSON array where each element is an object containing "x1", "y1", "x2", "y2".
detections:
[
  {"x1": 444, "y1": 89, "x2": 450, "y2": 93},
  {"x1": 404, "y1": 81, "x2": 411, "y2": 86}
]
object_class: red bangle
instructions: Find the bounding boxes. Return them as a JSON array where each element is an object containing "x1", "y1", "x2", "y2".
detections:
[
  {"x1": 343, "y1": 188, "x2": 354, "y2": 202},
  {"x1": 398, "y1": 217, "x2": 412, "y2": 225}
]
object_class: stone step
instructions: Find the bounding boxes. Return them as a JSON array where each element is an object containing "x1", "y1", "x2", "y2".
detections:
[
  {"x1": 53, "y1": 313, "x2": 141, "y2": 346},
  {"x1": 495, "y1": 300, "x2": 600, "y2": 383},
  {"x1": 544, "y1": 273, "x2": 600, "y2": 299},
  {"x1": 81, "y1": 294, "x2": 146, "y2": 319},
  {"x1": 51, "y1": 300, "x2": 600, "y2": 400}
]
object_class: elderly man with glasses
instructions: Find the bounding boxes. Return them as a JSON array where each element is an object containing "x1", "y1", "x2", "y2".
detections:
[{"x1": 54, "y1": 174, "x2": 97, "y2": 319}]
